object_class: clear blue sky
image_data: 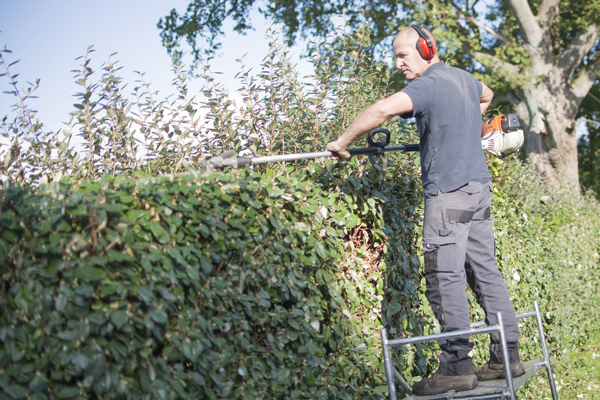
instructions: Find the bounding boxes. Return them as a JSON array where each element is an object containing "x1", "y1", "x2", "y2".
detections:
[{"x1": 0, "y1": 1, "x2": 309, "y2": 134}]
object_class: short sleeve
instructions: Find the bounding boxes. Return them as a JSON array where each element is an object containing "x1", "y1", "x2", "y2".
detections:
[
  {"x1": 400, "y1": 77, "x2": 435, "y2": 119},
  {"x1": 476, "y1": 80, "x2": 483, "y2": 98}
]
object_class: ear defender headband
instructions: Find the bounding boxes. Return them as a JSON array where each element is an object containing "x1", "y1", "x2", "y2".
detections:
[{"x1": 411, "y1": 25, "x2": 436, "y2": 61}]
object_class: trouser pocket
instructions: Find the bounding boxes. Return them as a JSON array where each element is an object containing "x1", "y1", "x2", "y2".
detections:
[
  {"x1": 423, "y1": 232, "x2": 458, "y2": 273},
  {"x1": 423, "y1": 233, "x2": 460, "y2": 327}
]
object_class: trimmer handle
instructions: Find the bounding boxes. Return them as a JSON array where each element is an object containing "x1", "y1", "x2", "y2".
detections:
[
  {"x1": 367, "y1": 128, "x2": 391, "y2": 148},
  {"x1": 366, "y1": 128, "x2": 391, "y2": 171}
]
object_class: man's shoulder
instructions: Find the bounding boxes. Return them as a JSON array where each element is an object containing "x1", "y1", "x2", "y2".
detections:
[
  {"x1": 430, "y1": 62, "x2": 472, "y2": 77},
  {"x1": 430, "y1": 63, "x2": 480, "y2": 90}
]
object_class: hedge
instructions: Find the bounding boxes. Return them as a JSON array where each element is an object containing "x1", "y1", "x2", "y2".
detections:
[{"x1": 0, "y1": 159, "x2": 427, "y2": 399}]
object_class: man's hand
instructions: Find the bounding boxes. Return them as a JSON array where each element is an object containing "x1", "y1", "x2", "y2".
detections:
[{"x1": 326, "y1": 140, "x2": 351, "y2": 160}]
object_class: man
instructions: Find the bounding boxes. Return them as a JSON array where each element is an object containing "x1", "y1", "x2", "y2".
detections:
[{"x1": 326, "y1": 26, "x2": 524, "y2": 396}]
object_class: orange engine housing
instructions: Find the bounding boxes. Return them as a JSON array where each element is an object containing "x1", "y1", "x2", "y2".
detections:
[{"x1": 481, "y1": 114, "x2": 521, "y2": 138}]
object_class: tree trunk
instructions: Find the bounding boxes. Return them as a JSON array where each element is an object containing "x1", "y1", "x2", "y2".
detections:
[
  {"x1": 498, "y1": 0, "x2": 600, "y2": 195},
  {"x1": 515, "y1": 83, "x2": 581, "y2": 192}
]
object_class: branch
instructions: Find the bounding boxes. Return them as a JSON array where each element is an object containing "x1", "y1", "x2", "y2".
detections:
[
  {"x1": 558, "y1": 23, "x2": 599, "y2": 79},
  {"x1": 450, "y1": 0, "x2": 511, "y2": 45},
  {"x1": 536, "y1": 0, "x2": 560, "y2": 25},
  {"x1": 473, "y1": 51, "x2": 521, "y2": 75},
  {"x1": 571, "y1": 52, "x2": 600, "y2": 102},
  {"x1": 506, "y1": 0, "x2": 543, "y2": 48},
  {"x1": 458, "y1": 11, "x2": 512, "y2": 45},
  {"x1": 581, "y1": 118, "x2": 600, "y2": 126}
]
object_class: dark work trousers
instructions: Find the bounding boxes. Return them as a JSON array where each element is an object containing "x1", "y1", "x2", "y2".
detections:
[{"x1": 423, "y1": 179, "x2": 520, "y2": 375}]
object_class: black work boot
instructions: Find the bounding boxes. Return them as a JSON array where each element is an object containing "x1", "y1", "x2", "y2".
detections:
[
  {"x1": 412, "y1": 373, "x2": 478, "y2": 396},
  {"x1": 475, "y1": 362, "x2": 525, "y2": 381}
]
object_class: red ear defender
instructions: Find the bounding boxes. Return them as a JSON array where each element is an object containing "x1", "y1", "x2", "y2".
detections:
[{"x1": 411, "y1": 25, "x2": 436, "y2": 61}]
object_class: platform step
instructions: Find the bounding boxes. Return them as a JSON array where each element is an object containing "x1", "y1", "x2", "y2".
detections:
[{"x1": 403, "y1": 359, "x2": 545, "y2": 400}]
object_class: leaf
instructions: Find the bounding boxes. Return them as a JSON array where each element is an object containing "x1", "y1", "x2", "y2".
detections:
[
  {"x1": 28, "y1": 375, "x2": 47, "y2": 392},
  {"x1": 150, "y1": 309, "x2": 167, "y2": 324},
  {"x1": 149, "y1": 221, "x2": 169, "y2": 244},
  {"x1": 0, "y1": 240, "x2": 8, "y2": 263},
  {"x1": 315, "y1": 242, "x2": 326, "y2": 258},
  {"x1": 345, "y1": 214, "x2": 361, "y2": 229},
  {"x1": 55, "y1": 294, "x2": 67, "y2": 312},
  {"x1": 513, "y1": 271, "x2": 521, "y2": 282},
  {"x1": 186, "y1": 266, "x2": 199, "y2": 281},
  {"x1": 14, "y1": 290, "x2": 32, "y2": 310},
  {"x1": 288, "y1": 318, "x2": 300, "y2": 330},
  {"x1": 137, "y1": 287, "x2": 156, "y2": 304},
  {"x1": 169, "y1": 379, "x2": 185, "y2": 396},
  {"x1": 57, "y1": 330, "x2": 77, "y2": 341},
  {"x1": 1, "y1": 230, "x2": 18, "y2": 243},
  {"x1": 310, "y1": 320, "x2": 320, "y2": 331},
  {"x1": 375, "y1": 385, "x2": 389, "y2": 394},
  {"x1": 110, "y1": 310, "x2": 129, "y2": 330},
  {"x1": 75, "y1": 265, "x2": 106, "y2": 282},
  {"x1": 56, "y1": 386, "x2": 79, "y2": 399},
  {"x1": 386, "y1": 302, "x2": 402, "y2": 319},
  {"x1": 71, "y1": 353, "x2": 89, "y2": 370},
  {"x1": 102, "y1": 203, "x2": 126, "y2": 213},
  {"x1": 159, "y1": 288, "x2": 177, "y2": 303},
  {"x1": 38, "y1": 262, "x2": 59, "y2": 279},
  {"x1": 3, "y1": 384, "x2": 26, "y2": 399}
]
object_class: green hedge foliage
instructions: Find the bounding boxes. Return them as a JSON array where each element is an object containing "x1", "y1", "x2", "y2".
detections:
[
  {"x1": 477, "y1": 158, "x2": 600, "y2": 397},
  {"x1": 0, "y1": 160, "x2": 427, "y2": 399}
]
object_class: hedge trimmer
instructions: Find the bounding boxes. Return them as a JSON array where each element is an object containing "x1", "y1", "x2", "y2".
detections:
[
  {"x1": 203, "y1": 114, "x2": 523, "y2": 172},
  {"x1": 203, "y1": 128, "x2": 418, "y2": 172}
]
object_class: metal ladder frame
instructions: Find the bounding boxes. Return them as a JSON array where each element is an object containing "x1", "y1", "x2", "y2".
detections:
[{"x1": 381, "y1": 301, "x2": 558, "y2": 400}]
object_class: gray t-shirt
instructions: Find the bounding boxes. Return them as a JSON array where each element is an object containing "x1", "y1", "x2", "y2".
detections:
[{"x1": 401, "y1": 62, "x2": 490, "y2": 195}]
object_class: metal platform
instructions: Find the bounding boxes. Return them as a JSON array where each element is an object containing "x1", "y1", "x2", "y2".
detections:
[
  {"x1": 381, "y1": 301, "x2": 558, "y2": 400},
  {"x1": 403, "y1": 359, "x2": 544, "y2": 400}
]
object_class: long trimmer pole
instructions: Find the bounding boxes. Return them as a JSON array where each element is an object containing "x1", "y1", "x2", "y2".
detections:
[
  {"x1": 203, "y1": 128, "x2": 419, "y2": 171},
  {"x1": 205, "y1": 144, "x2": 419, "y2": 171},
  {"x1": 253, "y1": 144, "x2": 419, "y2": 164}
]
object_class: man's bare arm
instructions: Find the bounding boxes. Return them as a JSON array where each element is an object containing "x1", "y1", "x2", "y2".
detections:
[
  {"x1": 480, "y1": 82, "x2": 494, "y2": 114},
  {"x1": 326, "y1": 92, "x2": 414, "y2": 158}
]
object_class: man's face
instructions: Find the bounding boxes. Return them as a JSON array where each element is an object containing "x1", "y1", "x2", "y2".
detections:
[{"x1": 393, "y1": 33, "x2": 426, "y2": 80}]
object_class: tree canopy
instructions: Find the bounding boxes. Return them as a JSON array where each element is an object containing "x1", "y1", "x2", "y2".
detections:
[{"x1": 158, "y1": 0, "x2": 600, "y2": 192}]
